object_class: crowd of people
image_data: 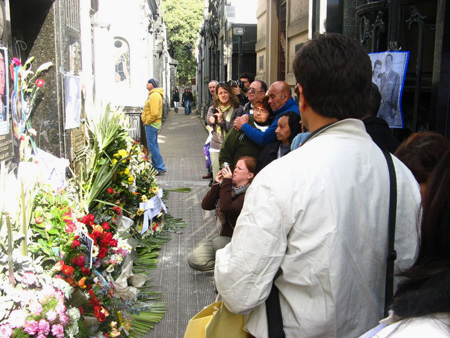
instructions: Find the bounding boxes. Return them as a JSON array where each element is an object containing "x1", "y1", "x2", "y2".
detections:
[{"x1": 183, "y1": 33, "x2": 450, "y2": 338}]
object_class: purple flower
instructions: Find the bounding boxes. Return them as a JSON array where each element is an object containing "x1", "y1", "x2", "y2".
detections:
[
  {"x1": 0, "y1": 324, "x2": 13, "y2": 338},
  {"x1": 29, "y1": 301, "x2": 43, "y2": 315},
  {"x1": 23, "y1": 319, "x2": 39, "y2": 335},
  {"x1": 46, "y1": 309, "x2": 57, "y2": 323},
  {"x1": 51, "y1": 324, "x2": 65, "y2": 338},
  {"x1": 38, "y1": 319, "x2": 50, "y2": 335},
  {"x1": 9, "y1": 309, "x2": 27, "y2": 328}
]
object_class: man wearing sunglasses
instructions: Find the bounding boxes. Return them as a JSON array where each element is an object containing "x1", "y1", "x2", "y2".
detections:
[{"x1": 243, "y1": 80, "x2": 268, "y2": 115}]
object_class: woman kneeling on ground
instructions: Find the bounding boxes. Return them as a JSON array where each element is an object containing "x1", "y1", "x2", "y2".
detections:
[{"x1": 188, "y1": 156, "x2": 256, "y2": 272}]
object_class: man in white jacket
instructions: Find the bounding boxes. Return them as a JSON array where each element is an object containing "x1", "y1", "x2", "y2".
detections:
[{"x1": 214, "y1": 33, "x2": 421, "y2": 338}]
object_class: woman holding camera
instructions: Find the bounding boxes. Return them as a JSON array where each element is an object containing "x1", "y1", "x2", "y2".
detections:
[
  {"x1": 188, "y1": 156, "x2": 256, "y2": 272},
  {"x1": 206, "y1": 82, "x2": 244, "y2": 179}
]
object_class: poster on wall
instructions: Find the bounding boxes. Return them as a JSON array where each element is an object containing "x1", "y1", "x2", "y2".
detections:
[
  {"x1": 64, "y1": 75, "x2": 81, "y2": 130},
  {"x1": 0, "y1": 46, "x2": 9, "y2": 135},
  {"x1": 369, "y1": 51, "x2": 409, "y2": 129}
]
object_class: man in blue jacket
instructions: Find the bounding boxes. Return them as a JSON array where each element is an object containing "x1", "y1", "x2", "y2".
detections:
[{"x1": 233, "y1": 81, "x2": 299, "y2": 146}]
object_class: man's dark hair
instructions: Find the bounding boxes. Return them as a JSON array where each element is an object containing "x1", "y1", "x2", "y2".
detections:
[
  {"x1": 367, "y1": 83, "x2": 382, "y2": 117},
  {"x1": 279, "y1": 111, "x2": 302, "y2": 144},
  {"x1": 239, "y1": 72, "x2": 255, "y2": 83},
  {"x1": 255, "y1": 80, "x2": 268, "y2": 93},
  {"x1": 293, "y1": 33, "x2": 372, "y2": 120}
]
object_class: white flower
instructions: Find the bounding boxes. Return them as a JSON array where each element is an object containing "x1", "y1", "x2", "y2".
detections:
[
  {"x1": 52, "y1": 278, "x2": 74, "y2": 298},
  {"x1": 67, "y1": 307, "x2": 81, "y2": 322},
  {"x1": 92, "y1": 245, "x2": 99, "y2": 258},
  {"x1": 106, "y1": 264, "x2": 115, "y2": 273},
  {"x1": 66, "y1": 321, "x2": 79, "y2": 337}
]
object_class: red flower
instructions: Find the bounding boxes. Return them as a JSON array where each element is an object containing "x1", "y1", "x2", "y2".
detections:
[
  {"x1": 81, "y1": 267, "x2": 90, "y2": 275},
  {"x1": 62, "y1": 209, "x2": 73, "y2": 222},
  {"x1": 113, "y1": 206, "x2": 121, "y2": 215},
  {"x1": 79, "y1": 306, "x2": 84, "y2": 315},
  {"x1": 107, "y1": 188, "x2": 114, "y2": 194},
  {"x1": 71, "y1": 239, "x2": 80, "y2": 248},
  {"x1": 100, "y1": 232, "x2": 113, "y2": 247},
  {"x1": 98, "y1": 247, "x2": 108, "y2": 259},
  {"x1": 94, "y1": 306, "x2": 107, "y2": 322},
  {"x1": 88, "y1": 290, "x2": 100, "y2": 307},
  {"x1": 65, "y1": 221, "x2": 77, "y2": 234},
  {"x1": 62, "y1": 265, "x2": 75, "y2": 276},
  {"x1": 81, "y1": 214, "x2": 95, "y2": 226},
  {"x1": 34, "y1": 216, "x2": 44, "y2": 224},
  {"x1": 102, "y1": 222, "x2": 110, "y2": 230},
  {"x1": 110, "y1": 239, "x2": 118, "y2": 247},
  {"x1": 71, "y1": 255, "x2": 85, "y2": 267},
  {"x1": 35, "y1": 79, "x2": 45, "y2": 88}
]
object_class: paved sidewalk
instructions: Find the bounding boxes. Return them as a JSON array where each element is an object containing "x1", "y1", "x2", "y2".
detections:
[{"x1": 145, "y1": 109, "x2": 217, "y2": 338}]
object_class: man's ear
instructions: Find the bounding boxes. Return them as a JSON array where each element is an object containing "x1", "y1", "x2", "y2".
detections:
[{"x1": 297, "y1": 84, "x2": 307, "y2": 112}]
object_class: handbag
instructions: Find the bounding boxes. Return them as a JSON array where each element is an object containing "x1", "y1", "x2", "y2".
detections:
[{"x1": 184, "y1": 296, "x2": 249, "y2": 338}]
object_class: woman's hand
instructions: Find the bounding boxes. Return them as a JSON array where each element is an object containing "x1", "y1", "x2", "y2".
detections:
[
  {"x1": 222, "y1": 166, "x2": 232, "y2": 179},
  {"x1": 215, "y1": 107, "x2": 224, "y2": 123},
  {"x1": 215, "y1": 170, "x2": 224, "y2": 185}
]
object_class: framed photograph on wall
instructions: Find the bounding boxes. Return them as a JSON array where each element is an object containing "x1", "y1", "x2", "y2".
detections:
[
  {"x1": 369, "y1": 51, "x2": 409, "y2": 129},
  {"x1": 64, "y1": 75, "x2": 81, "y2": 130},
  {"x1": 0, "y1": 46, "x2": 9, "y2": 135}
]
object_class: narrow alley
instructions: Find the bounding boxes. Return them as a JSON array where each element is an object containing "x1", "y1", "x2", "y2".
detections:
[{"x1": 145, "y1": 109, "x2": 217, "y2": 338}]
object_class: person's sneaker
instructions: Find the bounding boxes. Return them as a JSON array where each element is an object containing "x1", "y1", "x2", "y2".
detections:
[{"x1": 156, "y1": 171, "x2": 166, "y2": 176}]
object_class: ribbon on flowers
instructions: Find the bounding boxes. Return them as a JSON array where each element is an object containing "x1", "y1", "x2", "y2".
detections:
[{"x1": 139, "y1": 188, "x2": 167, "y2": 235}]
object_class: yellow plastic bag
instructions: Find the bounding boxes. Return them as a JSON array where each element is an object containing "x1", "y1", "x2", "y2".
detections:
[{"x1": 184, "y1": 300, "x2": 248, "y2": 338}]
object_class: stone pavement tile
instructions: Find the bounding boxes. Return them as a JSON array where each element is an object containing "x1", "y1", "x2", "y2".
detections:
[{"x1": 144, "y1": 110, "x2": 218, "y2": 338}]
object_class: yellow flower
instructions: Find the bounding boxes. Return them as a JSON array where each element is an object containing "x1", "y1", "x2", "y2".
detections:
[
  {"x1": 141, "y1": 195, "x2": 148, "y2": 202},
  {"x1": 124, "y1": 168, "x2": 130, "y2": 175},
  {"x1": 128, "y1": 175, "x2": 134, "y2": 183},
  {"x1": 118, "y1": 149, "x2": 128, "y2": 158},
  {"x1": 136, "y1": 209, "x2": 144, "y2": 216},
  {"x1": 151, "y1": 186, "x2": 159, "y2": 194},
  {"x1": 112, "y1": 159, "x2": 117, "y2": 165}
]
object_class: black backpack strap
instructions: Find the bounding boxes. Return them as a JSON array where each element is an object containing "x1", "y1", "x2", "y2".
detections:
[
  {"x1": 266, "y1": 270, "x2": 286, "y2": 338},
  {"x1": 381, "y1": 148, "x2": 397, "y2": 316}
]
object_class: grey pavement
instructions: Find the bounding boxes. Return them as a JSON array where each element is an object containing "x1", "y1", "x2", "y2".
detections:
[{"x1": 145, "y1": 109, "x2": 217, "y2": 338}]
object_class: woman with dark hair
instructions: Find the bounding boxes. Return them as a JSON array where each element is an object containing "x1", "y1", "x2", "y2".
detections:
[
  {"x1": 394, "y1": 131, "x2": 449, "y2": 200},
  {"x1": 188, "y1": 156, "x2": 257, "y2": 272},
  {"x1": 206, "y1": 82, "x2": 244, "y2": 178},
  {"x1": 256, "y1": 111, "x2": 301, "y2": 174},
  {"x1": 361, "y1": 149, "x2": 450, "y2": 337},
  {"x1": 372, "y1": 59, "x2": 382, "y2": 89},
  {"x1": 219, "y1": 96, "x2": 274, "y2": 171}
]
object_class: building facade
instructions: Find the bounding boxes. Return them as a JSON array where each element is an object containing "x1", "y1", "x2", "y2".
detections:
[
  {"x1": 255, "y1": 0, "x2": 449, "y2": 139},
  {"x1": 1, "y1": 0, "x2": 174, "y2": 160}
]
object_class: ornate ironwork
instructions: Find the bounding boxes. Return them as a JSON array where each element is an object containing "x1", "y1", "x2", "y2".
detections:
[{"x1": 371, "y1": 11, "x2": 385, "y2": 52}]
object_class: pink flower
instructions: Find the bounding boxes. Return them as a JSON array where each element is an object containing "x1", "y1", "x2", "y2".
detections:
[
  {"x1": 46, "y1": 309, "x2": 57, "y2": 323},
  {"x1": 0, "y1": 324, "x2": 13, "y2": 337},
  {"x1": 22, "y1": 272, "x2": 38, "y2": 285},
  {"x1": 51, "y1": 324, "x2": 64, "y2": 338},
  {"x1": 38, "y1": 319, "x2": 50, "y2": 335},
  {"x1": 55, "y1": 301, "x2": 66, "y2": 316},
  {"x1": 9, "y1": 309, "x2": 27, "y2": 328},
  {"x1": 23, "y1": 320, "x2": 39, "y2": 335},
  {"x1": 12, "y1": 58, "x2": 21, "y2": 66},
  {"x1": 39, "y1": 284, "x2": 56, "y2": 302},
  {"x1": 59, "y1": 313, "x2": 69, "y2": 327},
  {"x1": 29, "y1": 301, "x2": 43, "y2": 315}
]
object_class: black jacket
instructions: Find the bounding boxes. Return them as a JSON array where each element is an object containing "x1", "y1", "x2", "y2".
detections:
[
  {"x1": 363, "y1": 117, "x2": 400, "y2": 153},
  {"x1": 256, "y1": 141, "x2": 291, "y2": 175}
]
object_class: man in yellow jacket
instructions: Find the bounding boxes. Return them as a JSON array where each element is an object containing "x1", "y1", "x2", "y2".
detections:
[{"x1": 142, "y1": 78, "x2": 167, "y2": 175}]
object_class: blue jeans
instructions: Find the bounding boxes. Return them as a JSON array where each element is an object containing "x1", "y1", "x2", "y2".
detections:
[
  {"x1": 145, "y1": 125, "x2": 167, "y2": 172},
  {"x1": 184, "y1": 100, "x2": 191, "y2": 114}
]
